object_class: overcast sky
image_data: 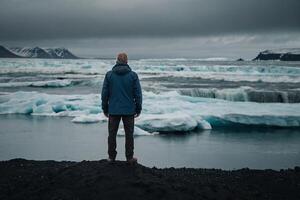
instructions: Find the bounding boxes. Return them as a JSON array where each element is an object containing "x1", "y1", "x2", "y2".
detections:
[{"x1": 1, "y1": 0, "x2": 300, "y2": 59}]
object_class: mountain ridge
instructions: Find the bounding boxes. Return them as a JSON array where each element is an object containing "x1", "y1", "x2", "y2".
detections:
[
  {"x1": 0, "y1": 45, "x2": 21, "y2": 58},
  {"x1": 0, "y1": 45, "x2": 79, "y2": 59}
]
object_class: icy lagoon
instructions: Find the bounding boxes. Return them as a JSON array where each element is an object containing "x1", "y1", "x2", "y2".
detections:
[
  {"x1": 1, "y1": 115, "x2": 300, "y2": 169},
  {"x1": 0, "y1": 58, "x2": 300, "y2": 169}
]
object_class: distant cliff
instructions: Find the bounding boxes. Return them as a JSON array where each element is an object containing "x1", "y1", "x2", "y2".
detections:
[
  {"x1": 253, "y1": 49, "x2": 300, "y2": 61},
  {"x1": 0, "y1": 45, "x2": 79, "y2": 59}
]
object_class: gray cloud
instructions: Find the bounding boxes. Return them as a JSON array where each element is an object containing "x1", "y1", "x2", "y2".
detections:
[{"x1": 0, "y1": 0, "x2": 300, "y2": 40}]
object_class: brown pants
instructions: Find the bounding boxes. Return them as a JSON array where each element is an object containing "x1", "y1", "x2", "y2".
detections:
[{"x1": 108, "y1": 115, "x2": 134, "y2": 160}]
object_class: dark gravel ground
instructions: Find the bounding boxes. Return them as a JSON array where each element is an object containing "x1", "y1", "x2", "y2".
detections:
[{"x1": 0, "y1": 159, "x2": 300, "y2": 200}]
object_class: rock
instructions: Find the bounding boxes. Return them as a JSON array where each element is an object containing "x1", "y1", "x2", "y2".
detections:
[
  {"x1": 281, "y1": 53, "x2": 300, "y2": 61},
  {"x1": 0, "y1": 159, "x2": 300, "y2": 200},
  {"x1": 253, "y1": 49, "x2": 300, "y2": 61}
]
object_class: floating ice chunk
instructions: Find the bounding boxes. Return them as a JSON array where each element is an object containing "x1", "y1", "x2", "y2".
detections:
[
  {"x1": 118, "y1": 126, "x2": 156, "y2": 136},
  {"x1": 52, "y1": 102, "x2": 68, "y2": 113},
  {"x1": 71, "y1": 114, "x2": 107, "y2": 123},
  {"x1": 33, "y1": 104, "x2": 53, "y2": 114},
  {"x1": 136, "y1": 113, "x2": 198, "y2": 132}
]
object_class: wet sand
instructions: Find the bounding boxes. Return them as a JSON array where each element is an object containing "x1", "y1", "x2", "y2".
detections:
[{"x1": 1, "y1": 159, "x2": 299, "y2": 200}]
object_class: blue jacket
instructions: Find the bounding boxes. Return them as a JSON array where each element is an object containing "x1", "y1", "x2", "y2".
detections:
[{"x1": 101, "y1": 63, "x2": 142, "y2": 115}]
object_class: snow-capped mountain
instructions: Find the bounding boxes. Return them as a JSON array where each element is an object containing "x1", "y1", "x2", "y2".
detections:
[
  {"x1": 0, "y1": 45, "x2": 21, "y2": 58},
  {"x1": 253, "y1": 48, "x2": 300, "y2": 61},
  {"x1": 0, "y1": 46, "x2": 79, "y2": 59},
  {"x1": 44, "y1": 48, "x2": 78, "y2": 59},
  {"x1": 10, "y1": 47, "x2": 52, "y2": 58}
]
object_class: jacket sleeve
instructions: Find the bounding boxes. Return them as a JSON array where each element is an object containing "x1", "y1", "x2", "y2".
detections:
[
  {"x1": 101, "y1": 72, "x2": 110, "y2": 114},
  {"x1": 133, "y1": 73, "x2": 142, "y2": 114}
]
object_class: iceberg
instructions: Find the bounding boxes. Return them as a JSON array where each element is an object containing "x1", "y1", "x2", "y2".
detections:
[{"x1": 135, "y1": 113, "x2": 210, "y2": 132}]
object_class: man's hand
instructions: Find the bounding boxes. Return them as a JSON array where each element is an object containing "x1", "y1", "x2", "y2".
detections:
[
  {"x1": 134, "y1": 113, "x2": 140, "y2": 118},
  {"x1": 104, "y1": 113, "x2": 109, "y2": 118}
]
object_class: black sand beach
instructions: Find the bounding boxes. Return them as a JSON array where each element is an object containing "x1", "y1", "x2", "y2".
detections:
[{"x1": 0, "y1": 159, "x2": 299, "y2": 200}]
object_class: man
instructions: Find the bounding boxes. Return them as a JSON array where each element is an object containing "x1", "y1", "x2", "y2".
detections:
[{"x1": 101, "y1": 53, "x2": 142, "y2": 164}]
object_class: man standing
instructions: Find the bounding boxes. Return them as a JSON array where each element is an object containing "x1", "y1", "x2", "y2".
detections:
[{"x1": 101, "y1": 53, "x2": 142, "y2": 164}]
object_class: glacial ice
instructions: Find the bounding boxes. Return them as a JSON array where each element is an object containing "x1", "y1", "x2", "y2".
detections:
[
  {"x1": 179, "y1": 86, "x2": 300, "y2": 103},
  {"x1": 135, "y1": 113, "x2": 210, "y2": 132},
  {"x1": 1, "y1": 91, "x2": 300, "y2": 134}
]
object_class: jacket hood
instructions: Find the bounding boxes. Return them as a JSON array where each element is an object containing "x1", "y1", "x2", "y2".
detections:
[{"x1": 112, "y1": 63, "x2": 132, "y2": 75}]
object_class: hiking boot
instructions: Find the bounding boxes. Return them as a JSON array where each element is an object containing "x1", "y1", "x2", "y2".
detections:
[{"x1": 126, "y1": 157, "x2": 137, "y2": 165}]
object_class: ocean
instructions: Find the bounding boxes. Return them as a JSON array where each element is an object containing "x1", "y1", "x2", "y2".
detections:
[{"x1": 0, "y1": 58, "x2": 300, "y2": 169}]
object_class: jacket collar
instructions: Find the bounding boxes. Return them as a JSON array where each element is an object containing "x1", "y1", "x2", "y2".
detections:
[{"x1": 112, "y1": 63, "x2": 131, "y2": 75}]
